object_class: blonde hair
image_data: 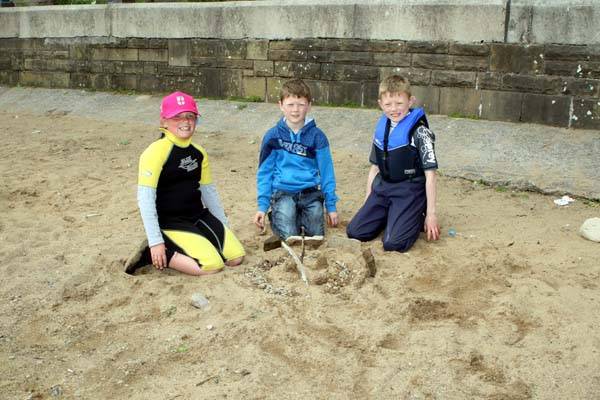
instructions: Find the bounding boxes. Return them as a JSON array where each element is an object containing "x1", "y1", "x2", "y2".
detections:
[
  {"x1": 280, "y1": 79, "x2": 312, "y2": 103},
  {"x1": 379, "y1": 75, "x2": 411, "y2": 98}
]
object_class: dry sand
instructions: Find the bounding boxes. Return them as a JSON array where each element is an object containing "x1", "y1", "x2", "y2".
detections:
[{"x1": 1, "y1": 108, "x2": 599, "y2": 400}]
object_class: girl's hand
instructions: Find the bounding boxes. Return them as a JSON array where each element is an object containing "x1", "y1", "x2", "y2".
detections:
[
  {"x1": 150, "y1": 243, "x2": 167, "y2": 270},
  {"x1": 326, "y1": 211, "x2": 339, "y2": 227}
]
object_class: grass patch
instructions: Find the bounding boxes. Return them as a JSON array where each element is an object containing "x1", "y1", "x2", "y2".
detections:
[
  {"x1": 228, "y1": 95, "x2": 263, "y2": 103},
  {"x1": 448, "y1": 112, "x2": 479, "y2": 120}
]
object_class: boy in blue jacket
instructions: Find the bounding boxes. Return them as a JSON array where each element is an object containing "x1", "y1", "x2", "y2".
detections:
[{"x1": 253, "y1": 79, "x2": 338, "y2": 241}]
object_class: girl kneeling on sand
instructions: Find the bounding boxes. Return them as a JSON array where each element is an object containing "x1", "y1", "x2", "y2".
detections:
[{"x1": 126, "y1": 91, "x2": 244, "y2": 276}]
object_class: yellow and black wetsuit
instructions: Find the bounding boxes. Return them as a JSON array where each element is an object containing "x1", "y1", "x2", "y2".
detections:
[{"x1": 138, "y1": 128, "x2": 245, "y2": 271}]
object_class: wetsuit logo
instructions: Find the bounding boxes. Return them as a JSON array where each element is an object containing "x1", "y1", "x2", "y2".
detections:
[{"x1": 178, "y1": 155, "x2": 198, "y2": 172}]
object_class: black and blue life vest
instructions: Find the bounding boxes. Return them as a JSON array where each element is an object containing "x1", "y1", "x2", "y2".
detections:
[{"x1": 372, "y1": 108, "x2": 428, "y2": 183}]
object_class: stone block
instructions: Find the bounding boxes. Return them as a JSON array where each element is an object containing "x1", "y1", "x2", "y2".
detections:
[
  {"x1": 142, "y1": 63, "x2": 158, "y2": 75},
  {"x1": 242, "y1": 77, "x2": 266, "y2": 100},
  {"x1": 138, "y1": 75, "x2": 166, "y2": 93},
  {"x1": 139, "y1": 49, "x2": 168, "y2": 63},
  {"x1": 247, "y1": 40, "x2": 269, "y2": 60},
  {"x1": 448, "y1": 43, "x2": 490, "y2": 56},
  {"x1": 329, "y1": 81, "x2": 362, "y2": 106},
  {"x1": 89, "y1": 61, "x2": 105, "y2": 74},
  {"x1": 269, "y1": 39, "x2": 314, "y2": 51},
  {"x1": 70, "y1": 44, "x2": 93, "y2": 61},
  {"x1": 273, "y1": 62, "x2": 320, "y2": 79},
  {"x1": 452, "y1": 55, "x2": 488, "y2": 72},
  {"x1": 380, "y1": 67, "x2": 431, "y2": 86},
  {"x1": 308, "y1": 51, "x2": 371, "y2": 64},
  {"x1": 127, "y1": 38, "x2": 149, "y2": 49},
  {"x1": 266, "y1": 77, "x2": 286, "y2": 103},
  {"x1": 68, "y1": 60, "x2": 91, "y2": 73},
  {"x1": 439, "y1": 87, "x2": 481, "y2": 117},
  {"x1": 571, "y1": 97, "x2": 600, "y2": 129},
  {"x1": 105, "y1": 38, "x2": 129, "y2": 49},
  {"x1": 0, "y1": 71, "x2": 19, "y2": 86},
  {"x1": 490, "y1": 44, "x2": 544, "y2": 74},
  {"x1": 565, "y1": 78, "x2": 600, "y2": 97},
  {"x1": 412, "y1": 54, "x2": 451, "y2": 69},
  {"x1": 91, "y1": 48, "x2": 138, "y2": 62},
  {"x1": 269, "y1": 49, "x2": 308, "y2": 62},
  {"x1": 196, "y1": 68, "x2": 222, "y2": 97},
  {"x1": 544, "y1": 60, "x2": 582, "y2": 77},
  {"x1": 304, "y1": 80, "x2": 329, "y2": 104},
  {"x1": 148, "y1": 39, "x2": 168, "y2": 49},
  {"x1": 405, "y1": 41, "x2": 448, "y2": 54},
  {"x1": 411, "y1": 86, "x2": 440, "y2": 114},
  {"x1": 20, "y1": 71, "x2": 69, "y2": 88},
  {"x1": 331, "y1": 64, "x2": 379, "y2": 82},
  {"x1": 544, "y1": 44, "x2": 600, "y2": 61},
  {"x1": 23, "y1": 58, "x2": 70, "y2": 72},
  {"x1": 0, "y1": 38, "x2": 21, "y2": 50},
  {"x1": 320, "y1": 63, "x2": 335, "y2": 81},
  {"x1": 110, "y1": 74, "x2": 138, "y2": 91},
  {"x1": 368, "y1": 40, "x2": 406, "y2": 53},
  {"x1": 372, "y1": 52, "x2": 411, "y2": 67},
  {"x1": 541, "y1": 76, "x2": 569, "y2": 95},
  {"x1": 221, "y1": 69, "x2": 243, "y2": 98},
  {"x1": 479, "y1": 90, "x2": 523, "y2": 123},
  {"x1": 431, "y1": 70, "x2": 476, "y2": 88},
  {"x1": 362, "y1": 82, "x2": 379, "y2": 107},
  {"x1": 113, "y1": 61, "x2": 145, "y2": 75},
  {"x1": 477, "y1": 72, "x2": 502, "y2": 90},
  {"x1": 69, "y1": 73, "x2": 91, "y2": 89},
  {"x1": 90, "y1": 74, "x2": 111, "y2": 91},
  {"x1": 254, "y1": 60, "x2": 274, "y2": 77},
  {"x1": 502, "y1": 74, "x2": 544, "y2": 93},
  {"x1": 521, "y1": 93, "x2": 570, "y2": 127},
  {"x1": 169, "y1": 39, "x2": 191, "y2": 67}
]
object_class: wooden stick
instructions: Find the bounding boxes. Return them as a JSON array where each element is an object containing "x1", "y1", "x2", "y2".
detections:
[{"x1": 281, "y1": 241, "x2": 309, "y2": 286}]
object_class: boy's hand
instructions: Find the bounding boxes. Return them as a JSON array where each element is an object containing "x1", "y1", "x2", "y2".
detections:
[
  {"x1": 424, "y1": 214, "x2": 440, "y2": 241},
  {"x1": 253, "y1": 211, "x2": 266, "y2": 233},
  {"x1": 150, "y1": 243, "x2": 167, "y2": 270},
  {"x1": 326, "y1": 211, "x2": 339, "y2": 227}
]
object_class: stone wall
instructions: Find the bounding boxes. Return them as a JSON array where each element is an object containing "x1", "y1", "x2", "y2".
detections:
[{"x1": 0, "y1": 1, "x2": 599, "y2": 129}]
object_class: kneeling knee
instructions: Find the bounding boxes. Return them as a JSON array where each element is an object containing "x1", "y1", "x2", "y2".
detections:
[
  {"x1": 225, "y1": 256, "x2": 244, "y2": 267},
  {"x1": 382, "y1": 239, "x2": 414, "y2": 253}
]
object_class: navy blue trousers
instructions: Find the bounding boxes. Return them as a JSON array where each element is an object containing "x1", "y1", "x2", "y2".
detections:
[{"x1": 347, "y1": 179, "x2": 426, "y2": 252}]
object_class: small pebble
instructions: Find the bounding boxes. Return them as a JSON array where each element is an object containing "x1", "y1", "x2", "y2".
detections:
[
  {"x1": 191, "y1": 293, "x2": 210, "y2": 310},
  {"x1": 206, "y1": 324, "x2": 214, "y2": 330}
]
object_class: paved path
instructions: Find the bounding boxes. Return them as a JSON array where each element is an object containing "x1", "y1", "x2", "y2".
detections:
[{"x1": 1, "y1": 86, "x2": 598, "y2": 200}]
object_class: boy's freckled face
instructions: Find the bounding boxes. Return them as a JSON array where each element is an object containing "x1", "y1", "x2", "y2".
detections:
[
  {"x1": 378, "y1": 92, "x2": 414, "y2": 124},
  {"x1": 279, "y1": 95, "x2": 311, "y2": 129},
  {"x1": 162, "y1": 112, "x2": 198, "y2": 139}
]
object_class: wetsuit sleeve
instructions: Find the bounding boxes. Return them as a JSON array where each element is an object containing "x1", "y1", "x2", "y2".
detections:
[
  {"x1": 137, "y1": 140, "x2": 172, "y2": 246},
  {"x1": 137, "y1": 185, "x2": 164, "y2": 246},
  {"x1": 199, "y1": 183, "x2": 229, "y2": 226},
  {"x1": 256, "y1": 132, "x2": 276, "y2": 213},
  {"x1": 315, "y1": 132, "x2": 338, "y2": 212},
  {"x1": 194, "y1": 144, "x2": 213, "y2": 185},
  {"x1": 414, "y1": 126, "x2": 438, "y2": 170}
]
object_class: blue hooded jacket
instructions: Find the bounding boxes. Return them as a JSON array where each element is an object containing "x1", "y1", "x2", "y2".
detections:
[{"x1": 257, "y1": 117, "x2": 338, "y2": 213}]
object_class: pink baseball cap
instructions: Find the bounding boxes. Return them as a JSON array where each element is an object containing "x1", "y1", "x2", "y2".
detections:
[{"x1": 160, "y1": 91, "x2": 199, "y2": 119}]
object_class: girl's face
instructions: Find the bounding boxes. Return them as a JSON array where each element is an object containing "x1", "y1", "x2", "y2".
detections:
[{"x1": 161, "y1": 112, "x2": 198, "y2": 139}]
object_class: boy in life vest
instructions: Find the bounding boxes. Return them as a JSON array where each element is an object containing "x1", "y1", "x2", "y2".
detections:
[
  {"x1": 253, "y1": 79, "x2": 339, "y2": 242},
  {"x1": 125, "y1": 91, "x2": 245, "y2": 276},
  {"x1": 347, "y1": 75, "x2": 440, "y2": 251}
]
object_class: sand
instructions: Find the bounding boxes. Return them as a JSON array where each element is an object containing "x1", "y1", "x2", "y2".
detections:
[{"x1": 1, "y1": 108, "x2": 599, "y2": 400}]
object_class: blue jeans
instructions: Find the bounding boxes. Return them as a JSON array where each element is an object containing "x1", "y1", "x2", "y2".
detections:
[{"x1": 270, "y1": 189, "x2": 325, "y2": 239}]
